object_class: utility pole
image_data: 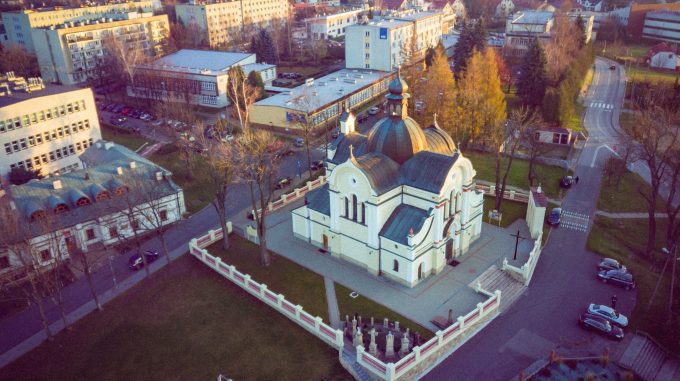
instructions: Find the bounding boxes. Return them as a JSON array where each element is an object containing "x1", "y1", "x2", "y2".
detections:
[{"x1": 665, "y1": 245, "x2": 678, "y2": 324}]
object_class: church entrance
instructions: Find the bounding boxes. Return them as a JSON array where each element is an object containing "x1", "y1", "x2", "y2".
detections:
[
  {"x1": 322, "y1": 234, "x2": 328, "y2": 249},
  {"x1": 418, "y1": 264, "x2": 423, "y2": 280},
  {"x1": 445, "y1": 239, "x2": 453, "y2": 261}
]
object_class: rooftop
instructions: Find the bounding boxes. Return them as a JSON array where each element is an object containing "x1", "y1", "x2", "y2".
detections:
[
  {"x1": 306, "y1": 9, "x2": 363, "y2": 22},
  {"x1": 647, "y1": 9, "x2": 680, "y2": 20},
  {"x1": 254, "y1": 69, "x2": 393, "y2": 113},
  {"x1": 394, "y1": 11, "x2": 443, "y2": 21},
  {"x1": 352, "y1": 19, "x2": 412, "y2": 30},
  {"x1": 0, "y1": 76, "x2": 81, "y2": 108},
  {"x1": 510, "y1": 10, "x2": 555, "y2": 25},
  {"x1": 136, "y1": 50, "x2": 255, "y2": 76}
]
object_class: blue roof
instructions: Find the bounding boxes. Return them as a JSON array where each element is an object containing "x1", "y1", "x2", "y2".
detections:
[
  {"x1": 307, "y1": 184, "x2": 330, "y2": 215},
  {"x1": 380, "y1": 205, "x2": 430, "y2": 245},
  {"x1": 400, "y1": 151, "x2": 459, "y2": 193}
]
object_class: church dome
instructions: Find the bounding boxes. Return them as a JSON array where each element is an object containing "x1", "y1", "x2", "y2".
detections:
[{"x1": 366, "y1": 74, "x2": 428, "y2": 165}]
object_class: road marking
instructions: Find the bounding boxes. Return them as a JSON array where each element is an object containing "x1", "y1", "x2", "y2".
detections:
[
  {"x1": 590, "y1": 144, "x2": 621, "y2": 168},
  {"x1": 559, "y1": 210, "x2": 591, "y2": 232},
  {"x1": 589, "y1": 102, "x2": 614, "y2": 111}
]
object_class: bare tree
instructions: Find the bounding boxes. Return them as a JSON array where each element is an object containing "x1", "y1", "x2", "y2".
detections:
[
  {"x1": 239, "y1": 129, "x2": 280, "y2": 266},
  {"x1": 295, "y1": 91, "x2": 320, "y2": 175},
  {"x1": 525, "y1": 130, "x2": 555, "y2": 187},
  {"x1": 227, "y1": 66, "x2": 261, "y2": 133},
  {"x1": 102, "y1": 33, "x2": 151, "y2": 90},
  {"x1": 68, "y1": 246, "x2": 107, "y2": 311}
]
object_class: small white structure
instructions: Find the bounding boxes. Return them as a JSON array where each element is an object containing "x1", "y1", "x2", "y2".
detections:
[
  {"x1": 306, "y1": 9, "x2": 363, "y2": 40},
  {"x1": 526, "y1": 186, "x2": 547, "y2": 239},
  {"x1": 292, "y1": 76, "x2": 483, "y2": 288},
  {"x1": 645, "y1": 42, "x2": 680, "y2": 70}
]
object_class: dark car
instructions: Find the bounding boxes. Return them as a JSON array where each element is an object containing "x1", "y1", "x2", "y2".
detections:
[
  {"x1": 578, "y1": 313, "x2": 624, "y2": 340},
  {"x1": 331, "y1": 130, "x2": 340, "y2": 139},
  {"x1": 560, "y1": 175, "x2": 574, "y2": 188},
  {"x1": 598, "y1": 269, "x2": 635, "y2": 290},
  {"x1": 109, "y1": 116, "x2": 126, "y2": 126},
  {"x1": 598, "y1": 258, "x2": 627, "y2": 272},
  {"x1": 129, "y1": 109, "x2": 142, "y2": 119},
  {"x1": 609, "y1": 65, "x2": 616, "y2": 70},
  {"x1": 128, "y1": 250, "x2": 160, "y2": 270},
  {"x1": 112, "y1": 104, "x2": 126, "y2": 113},
  {"x1": 120, "y1": 107, "x2": 133, "y2": 116},
  {"x1": 547, "y1": 208, "x2": 562, "y2": 226},
  {"x1": 275, "y1": 177, "x2": 292, "y2": 190},
  {"x1": 311, "y1": 160, "x2": 324, "y2": 171},
  {"x1": 274, "y1": 148, "x2": 295, "y2": 160},
  {"x1": 357, "y1": 113, "x2": 369, "y2": 123}
]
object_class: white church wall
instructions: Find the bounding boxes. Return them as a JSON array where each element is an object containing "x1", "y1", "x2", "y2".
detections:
[
  {"x1": 374, "y1": 193, "x2": 404, "y2": 231},
  {"x1": 292, "y1": 209, "x2": 309, "y2": 239}
]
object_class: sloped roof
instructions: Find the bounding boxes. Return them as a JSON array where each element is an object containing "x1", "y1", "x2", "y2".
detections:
[
  {"x1": 400, "y1": 151, "x2": 459, "y2": 193},
  {"x1": 423, "y1": 126, "x2": 456, "y2": 155},
  {"x1": 329, "y1": 133, "x2": 368, "y2": 164},
  {"x1": 307, "y1": 184, "x2": 331, "y2": 215},
  {"x1": 645, "y1": 42, "x2": 680, "y2": 60},
  {"x1": 380, "y1": 204, "x2": 429, "y2": 245},
  {"x1": 354, "y1": 152, "x2": 401, "y2": 196}
]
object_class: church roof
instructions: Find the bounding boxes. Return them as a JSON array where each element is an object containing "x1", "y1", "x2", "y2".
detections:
[
  {"x1": 380, "y1": 204, "x2": 430, "y2": 245},
  {"x1": 329, "y1": 132, "x2": 368, "y2": 164},
  {"x1": 307, "y1": 184, "x2": 331, "y2": 215},
  {"x1": 400, "y1": 151, "x2": 459, "y2": 193},
  {"x1": 423, "y1": 126, "x2": 456, "y2": 155},
  {"x1": 354, "y1": 152, "x2": 401, "y2": 195}
]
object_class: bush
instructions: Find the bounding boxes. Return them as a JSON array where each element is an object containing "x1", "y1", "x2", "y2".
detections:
[{"x1": 9, "y1": 166, "x2": 42, "y2": 185}]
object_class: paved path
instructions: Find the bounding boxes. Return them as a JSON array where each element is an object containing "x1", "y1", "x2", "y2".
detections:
[
  {"x1": 324, "y1": 277, "x2": 341, "y2": 329},
  {"x1": 595, "y1": 211, "x2": 667, "y2": 219}
]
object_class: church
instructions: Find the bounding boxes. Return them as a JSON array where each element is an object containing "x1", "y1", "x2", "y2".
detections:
[{"x1": 292, "y1": 75, "x2": 484, "y2": 287}]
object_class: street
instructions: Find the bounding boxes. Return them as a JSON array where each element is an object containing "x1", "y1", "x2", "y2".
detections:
[{"x1": 422, "y1": 58, "x2": 635, "y2": 380}]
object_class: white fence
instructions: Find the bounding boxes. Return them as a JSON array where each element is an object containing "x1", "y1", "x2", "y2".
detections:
[
  {"x1": 502, "y1": 233, "x2": 543, "y2": 286},
  {"x1": 189, "y1": 229, "x2": 344, "y2": 350},
  {"x1": 356, "y1": 290, "x2": 502, "y2": 381},
  {"x1": 476, "y1": 183, "x2": 530, "y2": 204},
  {"x1": 251, "y1": 175, "x2": 327, "y2": 219}
]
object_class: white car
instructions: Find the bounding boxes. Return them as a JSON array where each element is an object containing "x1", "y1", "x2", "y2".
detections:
[
  {"x1": 587, "y1": 303, "x2": 628, "y2": 327},
  {"x1": 368, "y1": 106, "x2": 380, "y2": 115}
]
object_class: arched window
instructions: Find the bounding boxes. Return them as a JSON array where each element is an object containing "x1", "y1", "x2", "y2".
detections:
[
  {"x1": 393, "y1": 259, "x2": 399, "y2": 272},
  {"x1": 455, "y1": 192, "x2": 462, "y2": 213},
  {"x1": 114, "y1": 186, "x2": 128, "y2": 196},
  {"x1": 54, "y1": 203, "x2": 69, "y2": 214},
  {"x1": 75, "y1": 197, "x2": 91, "y2": 207},
  {"x1": 449, "y1": 190, "x2": 455, "y2": 216},
  {"x1": 344, "y1": 197, "x2": 349, "y2": 217},
  {"x1": 95, "y1": 191, "x2": 110, "y2": 202},
  {"x1": 352, "y1": 195, "x2": 358, "y2": 221},
  {"x1": 30, "y1": 210, "x2": 46, "y2": 221},
  {"x1": 361, "y1": 203, "x2": 365, "y2": 224}
]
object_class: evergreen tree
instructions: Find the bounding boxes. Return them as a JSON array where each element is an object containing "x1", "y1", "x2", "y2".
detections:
[
  {"x1": 471, "y1": 17, "x2": 488, "y2": 52},
  {"x1": 248, "y1": 70, "x2": 265, "y2": 91},
  {"x1": 9, "y1": 167, "x2": 42, "y2": 185},
  {"x1": 257, "y1": 29, "x2": 278, "y2": 64},
  {"x1": 575, "y1": 15, "x2": 586, "y2": 48},
  {"x1": 452, "y1": 20, "x2": 475, "y2": 78},
  {"x1": 250, "y1": 34, "x2": 261, "y2": 60},
  {"x1": 516, "y1": 38, "x2": 548, "y2": 108}
]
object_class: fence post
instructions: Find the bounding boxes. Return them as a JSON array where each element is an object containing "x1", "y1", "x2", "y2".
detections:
[
  {"x1": 268, "y1": 202, "x2": 273, "y2": 211},
  {"x1": 413, "y1": 345, "x2": 421, "y2": 362},
  {"x1": 295, "y1": 305, "x2": 303, "y2": 319},
  {"x1": 314, "y1": 316, "x2": 322, "y2": 331},
  {"x1": 189, "y1": 239, "x2": 197, "y2": 255},
  {"x1": 509, "y1": 190, "x2": 516, "y2": 200},
  {"x1": 477, "y1": 302, "x2": 484, "y2": 317},
  {"x1": 215, "y1": 256, "x2": 222, "y2": 271},
  {"x1": 209, "y1": 229, "x2": 216, "y2": 242},
  {"x1": 356, "y1": 344, "x2": 365, "y2": 362},
  {"x1": 260, "y1": 283, "x2": 268, "y2": 300},
  {"x1": 276, "y1": 294, "x2": 285, "y2": 311},
  {"x1": 228, "y1": 264, "x2": 235, "y2": 278},
  {"x1": 457, "y1": 316, "x2": 465, "y2": 331},
  {"x1": 386, "y1": 362, "x2": 396, "y2": 381},
  {"x1": 436, "y1": 330, "x2": 444, "y2": 346},
  {"x1": 244, "y1": 274, "x2": 252, "y2": 290},
  {"x1": 495, "y1": 290, "x2": 502, "y2": 310},
  {"x1": 281, "y1": 194, "x2": 288, "y2": 203},
  {"x1": 335, "y1": 329, "x2": 344, "y2": 350},
  {"x1": 200, "y1": 249, "x2": 206, "y2": 262}
]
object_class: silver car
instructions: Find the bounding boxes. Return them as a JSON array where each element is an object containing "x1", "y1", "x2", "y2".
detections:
[{"x1": 587, "y1": 303, "x2": 628, "y2": 327}]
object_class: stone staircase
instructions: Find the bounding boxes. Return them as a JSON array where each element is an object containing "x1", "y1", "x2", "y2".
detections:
[
  {"x1": 340, "y1": 348, "x2": 372, "y2": 381},
  {"x1": 471, "y1": 266, "x2": 527, "y2": 312},
  {"x1": 618, "y1": 335, "x2": 680, "y2": 381}
]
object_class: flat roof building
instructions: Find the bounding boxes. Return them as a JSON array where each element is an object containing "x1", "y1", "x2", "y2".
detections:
[
  {"x1": 0, "y1": 73, "x2": 102, "y2": 180},
  {"x1": 128, "y1": 49, "x2": 276, "y2": 109},
  {"x1": 250, "y1": 68, "x2": 394, "y2": 131},
  {"x1": 306, "y1": 9, "x2": 363, "y2": 40},
  {"x1": 504, "y1": 10, "x2": 555, "y2": 58},
  {"x1": 643, "y1": 10, "x2": 680, "y2": 44}
]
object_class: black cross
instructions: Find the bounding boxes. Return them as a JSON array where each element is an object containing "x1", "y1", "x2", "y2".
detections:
[{"x1": 511, "y1": 229, "x2": 526, "y2": 261}]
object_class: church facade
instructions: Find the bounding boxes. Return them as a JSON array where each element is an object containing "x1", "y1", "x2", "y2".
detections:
[{"x1": 292, "y1": 76, "x2": 484, "y2": 288}]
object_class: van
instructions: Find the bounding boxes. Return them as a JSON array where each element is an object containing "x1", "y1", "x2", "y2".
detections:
[{"x1": 294, "y1": 137, "x2": 304, "y2": 147}]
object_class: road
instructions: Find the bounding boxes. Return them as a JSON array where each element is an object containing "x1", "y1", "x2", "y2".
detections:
[{"x1": 423, "y1": 58, "x2": 635, "y2": 380}]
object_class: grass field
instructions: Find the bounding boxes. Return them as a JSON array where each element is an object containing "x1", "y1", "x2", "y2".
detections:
[
  {"x1": 483, "y1": 196, "x2": 528, "y2": 228},
  {"x1": 587, "y1": 217, "x2": 680, "y2": 353},
  {"x1": 597, "y1": 170, "x2": 666, "y2": 213},
  {"x1": 100, "y1": 124, "x2": 151, "y2": 152},
  {"x1": 627, "y1": 66, "x2": 679, "y2": 83},
  {"x1": 465, "y1": 151, "x2": 568, "y2": 199},
  {"x1": 0, "y1": 255, "x2": 351, "y2": 381},
  {"x1": 149, "y1": 150, "x2": 213, "y2": 214}
]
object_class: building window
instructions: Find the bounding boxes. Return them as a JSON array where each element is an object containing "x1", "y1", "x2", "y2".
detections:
[
  {"x1": 40, "y1": 249, "x2": 51, "y2": 262},
  {"x1": 393, "y1": 259, "x2": 399, "y2": 272},
  {"x1": 159, "y1": 210, "x2": 168, "y2": 222},
  {"x1": 344, "y1": 197, "x2": 349, "y2": 217},
  {"x1": 361, "y1": 203, "x2": 365, "y2": 224},
  {"x1": 132, "y1": 219, "x2": 140, "y2": 231},
  {"x1": 86, "y1": 228, "x2": 96, "y2": 240},
  {"x1": 109, "y1": 227, "x2": 118, "y2": 238}
]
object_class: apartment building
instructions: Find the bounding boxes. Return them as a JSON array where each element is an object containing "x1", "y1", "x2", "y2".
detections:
[
  {"x1": 504, "y1": 10, "x2": 554, "y2": 57},
  {"x1": 345, "y1": 12, "x2": 443, "y2": 72},
  {"x1": 307, "y1": 9, "x2": 362, "y2": 40},
  {"x1": 0, "y1": 1, "x2": 155, "y2": 53},
  {"x1": 31, "y1": 12, "x2": 169, "y2": 85},
  {"x1": 127, "y1": 49, "x2": 276, "y2": 109},
  {"x1": 175, "y1": 0, "x2": 290, "y2": 49},
  {"x1": 643, "y1": 10, "x2": 680, "y2": 44},
  {"x1": 0, "y1": 73, "x2": 102, "y2": 180}
]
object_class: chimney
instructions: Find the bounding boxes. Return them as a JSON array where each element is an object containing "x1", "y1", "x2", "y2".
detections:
[
  {"x1": 129, "y1": 161, "x2": 136, "y2": 169},
  {"x1": 96, "y1": 141, "x2": 102, "y2": 149},
  {"x1": 116, "y1": 167, "x2": 123, "y2": 175},
  {"x1": 53, "y1": 180, "x2": 62, "y2": 190},
  {"x1": 155, "y1": 171, "x2": 163, "y2": 181},
  {"x1": 104, "y1": 141, "x2": 115, "y2": 150}
]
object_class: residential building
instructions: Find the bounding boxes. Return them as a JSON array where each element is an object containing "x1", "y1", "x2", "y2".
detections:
[
  {"x1": 627, "y1": 2, "x2": 680, "y2": 40},
  {"x1": 642, "y1": 10, "x2": 680, "y2": 44},
  {"x1": 0, "y1": 140, "x2": 185, "y2": 277},
  {"x1": 307, "y1": 9, "x2": 363, "y2": 40},
  {"x1": 292, "y1": 76, "x2": 483, "y2": 287},
  {"x1": 127, "y1": 49, "x2": 276, "y2": 109},
  {"x1": 175, "y1": 0, "x2": 290, "y2": 49},
  {"x1": 0, "y1": 1, "x2": 155, "y2": 53},
  {"x1": 504, "y1": 10, "x2": 554, "y2": 57},
  {"x1": 250, "y1": 69, "x2": 394, "y2": 131},
  {"x1": 645, "y1": 42, "x2": 680, "y2": 70},
  {"x1": 31, "y1": 12, "x2": 170, "y2": 86},
  {"x1": 0, "y1": 74, "x2": 102, "y2": 180},
  {"x1": 449, "y1": 0, "x2": 467, "y2": 21},
  {"x1": 345, "y1": 12, "x2": 443, "y2": 72}
]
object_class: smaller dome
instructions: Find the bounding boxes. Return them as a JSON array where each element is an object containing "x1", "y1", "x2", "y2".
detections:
[{"x1": 388, "y1": 74, "x2": 409, "y2": 95}]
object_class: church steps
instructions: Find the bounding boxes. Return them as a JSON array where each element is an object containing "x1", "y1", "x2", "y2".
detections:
[{"x1": 471, "y1": 266, "x2": 526, "y2": 312}]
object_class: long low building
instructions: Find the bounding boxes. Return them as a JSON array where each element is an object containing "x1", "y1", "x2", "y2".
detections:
[
  {"x1": 250, "y1": 69, "x2": 394, "y2": 131},
  {"x1": 127, "y1": 49, "x2": 276, "y2": 109}
]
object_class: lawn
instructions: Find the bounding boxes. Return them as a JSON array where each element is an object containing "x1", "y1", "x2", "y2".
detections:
[
  {"x1": 627, "y1": 66, "x2": 679, "y2": 83},
  {"x1": 149, "y1": 150, "x2": 213, "y2": 214},
  {"x1": 465, "y1": 150, "x2": 568, "y2": 199},
  {"x1": 206, "y1": 236, "x2": 329, "y2": 320},
  {"x1": 335, "y1": 283, "x2": 434, "y2": 341},
  {"x1": 0, "y1": 255, "x2": 351, "y2": 381},
  {"x1": 597, "y1": 170, "x2": 665, "y2": 213},
  {"x1": 100, "y1": 124, "x2": 151, "y2": 152},
  {"x1": 619, "y1": 111, "x2": 635, "y2": 131},
  {"x1": 587, "y1": 217, "x2": 680, "y2": 353},
  {"x1": 483, "y1": 196, "x2": 528, "y2": 228}
]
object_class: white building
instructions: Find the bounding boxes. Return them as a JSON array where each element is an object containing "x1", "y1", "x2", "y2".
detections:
[
  {"x1": 0, "y1": 1, "x2": 155, "y2": 53},
  {"x1": 0, "y1": 141, "x2": 185, "y2": 276},
  {"x1": 292, "y1": 76, "x2": 483, "y2": 287},
  {"x1": 643, "y1": 10, "x2": 680, "y2": 44},
  {"x1": 175, "y1": 0, "x2": 290, "y2": 49},
  {"x1": 0, "y1": 74, "x2": 102, "y2": 180},
  {"x1": 645, "y1": 42, "x2": 680, "y2": 70},
  {"x1": 307, "y1": 9, "x2": 363, "y2": 40},
  {"x1": 504, "y1": 10, "x2": 554, "y2": 57},
  {"x1": 31, "y1": 12, "x2": 170, "y2": 85},
  {"x1": 345, "y1": 12, "x2": 443, "y2": 72},
  {"x1": 127, "y1": 50, "x2": 276, "y2": 109}
]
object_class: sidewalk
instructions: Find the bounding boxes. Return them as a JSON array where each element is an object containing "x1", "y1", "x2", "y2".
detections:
[{"x1": 595, "y1": 211, "x2": 667, "y2": 219}]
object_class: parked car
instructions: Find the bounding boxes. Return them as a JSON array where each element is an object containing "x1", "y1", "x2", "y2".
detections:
[
  {"x1": 111, "y1": 104, "x2": 126, "y2": 113},
  {"x1": 192, "y1": 142, "x2": 208, "y2": 154},
  {"x1": 275, "y1": 177, "x2": 292, "y2": 190},
  {"x1": 560, "y1": 175, "x2": 575, "y2": 188},
  {"x1": 597, "y1": 269, "x2": 635, "y2": 290},
  {"x1": 609, "y1": 65, "x2": 616, "y2": 70},
  {"x1": 415, "y1": 100, "x2": 424, "y2": 113},
  {"x1": 120, "y1": 107, "x2": 133, "y2": 116},
  {"x1": 578, "y1": 313, "x2": 624, "y2": 340},
  {"x1": 311, "y1": 160, "x2": 324, "y2": 171},
  {"x1": 128, "y1": 250, "x2": 160, "y2": 270},
  {"x1": 220, "y1": 133, "x2": 234, "y2": 143},
  {"x1": 109, "y1": 116, "x2": 126, "y2": 126},
  {"x1": 151, "y1": 119, "x2": 165, "y2": 127},
  {"x1": 357, "y1": 113, "x2": 369, "y2": 123},
  {"x1": 368, "y1": 106, "x2": 380, "y2": 115},
  {"x1": 598, "y1": 258, "x2": 627, "y2": 273},
  {"x1": 547, "y1": 208, "x2": 562, "y2": 226},
  {"x1": 587, "y1": 303, "x2": 628, "y2": 327},
  {"x1": 331, "y1": 130, "x2": 340, "y2": 139},
  {"x1": 294, "y1": 137, "x2": 305, "y2": 147}
]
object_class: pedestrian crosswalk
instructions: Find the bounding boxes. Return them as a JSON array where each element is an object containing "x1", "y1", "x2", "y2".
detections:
[
  {"x1": 589, "y1": 102, "x2": 614, "y2": 110},
  {"x1": 559, "y1": 210, "x2": 590, "y2": 233}
]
